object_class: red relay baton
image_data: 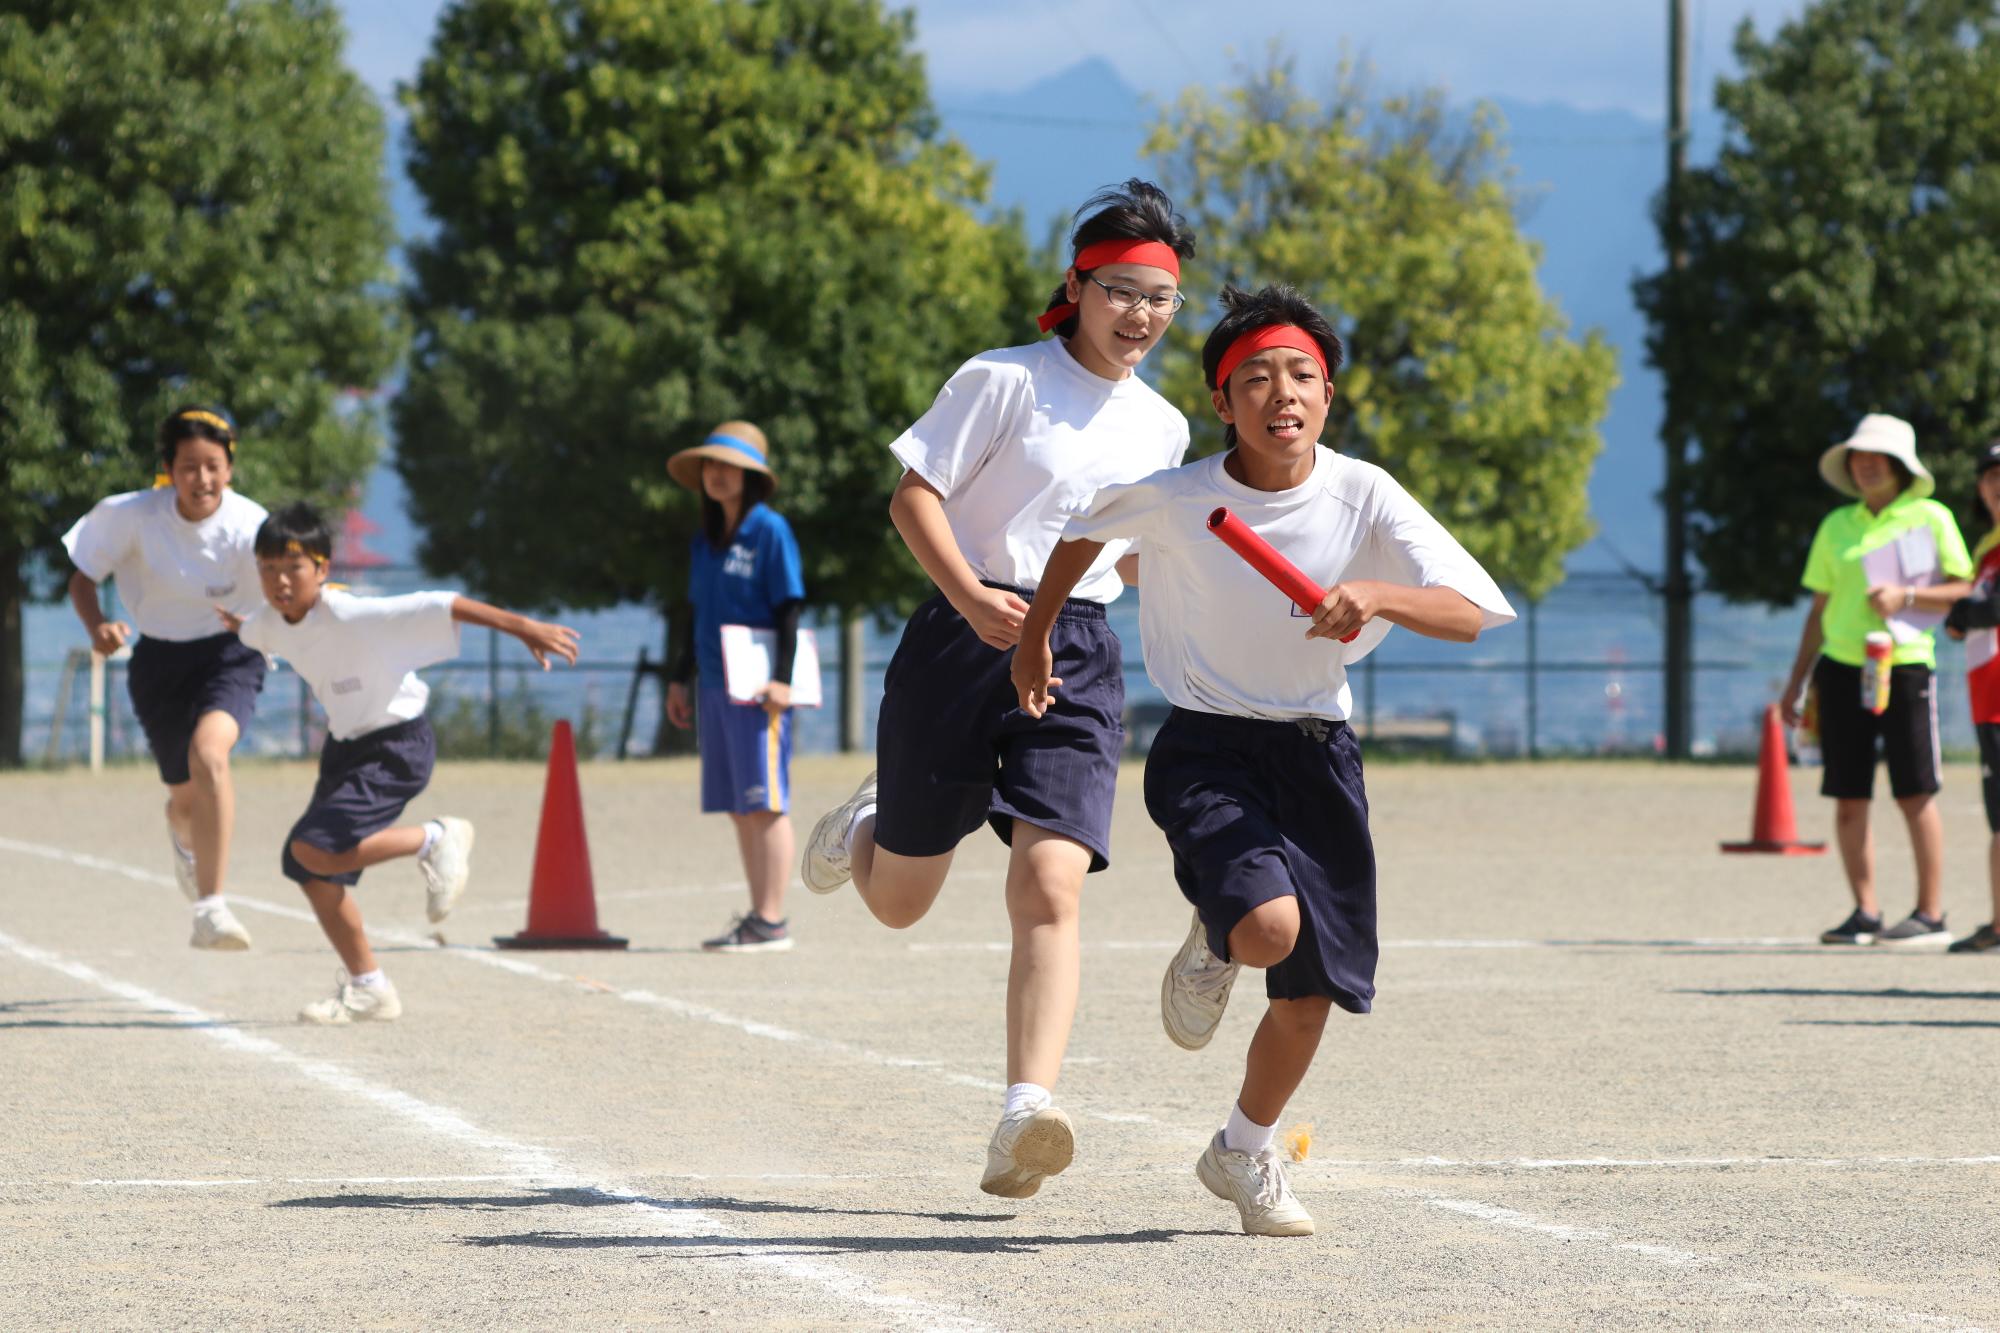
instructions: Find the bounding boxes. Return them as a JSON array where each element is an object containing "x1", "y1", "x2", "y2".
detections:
[{"x1": 1207, "y1": 507, "x2": 1358, "y2": 642}]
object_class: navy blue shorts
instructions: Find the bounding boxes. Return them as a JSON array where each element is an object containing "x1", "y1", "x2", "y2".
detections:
[
  {"x1": 698, "y1": 685, "x2": 792, "y2": 814},
  {"x1": 126, "y1": 633, "x2": 266, "y2": 785},
  {"x1": 874, "y1": 586, "x2": 1124, "y2": 872},
  {"x1": 282, "y1": 717, "x2": 436, "y2": 888},
  {"x1": 1143, "y1": 707, "x2": 1377, "y2": 1013}
]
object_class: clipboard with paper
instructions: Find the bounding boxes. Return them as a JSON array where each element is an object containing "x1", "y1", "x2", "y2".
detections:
[
  {"x1": 719, "y1": 623, "x2": 824, "y2": 707},
  {"x1": 1861, "y1": 525, "x2": 1945, "y2": 644}
]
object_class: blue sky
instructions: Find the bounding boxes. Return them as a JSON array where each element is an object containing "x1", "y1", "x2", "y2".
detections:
[{"x1": 341, "y1": 0, "x2": 1810, "y2": 118}]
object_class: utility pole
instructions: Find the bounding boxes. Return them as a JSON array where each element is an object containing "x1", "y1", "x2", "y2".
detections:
[{"x1": 1662, "y1": 0, "x2": 1694, "y2": 760}]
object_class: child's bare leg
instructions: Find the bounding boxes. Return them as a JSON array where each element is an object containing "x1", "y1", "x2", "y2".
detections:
[
  {"x1": 1833, "y1": 798, "x2": 1876, "y2": 914},
  {"x1": 729, "y1": 810, "x2": 794, "y2": 921},
  {"x1": 1237, "y1": 996, "x2": 1334, "y2": 1126},
  {"x1": 297, "y1": 878, "x2": 377, "y2": 976},
  {"x1": 290, "y1": 828, "x2": 425, "y2": 878},
  {"x1": 184, "y1": 711, "x2": 240, "y2": 898},
  {"x1": 1894, "y1": 792, "x2": 1944, "y2": 919},
  {"x1": 1003, "y1": 825, "x2": 1090, "y2": 1087},
  {"x1": 849, "y1": 818, "x2": 953, "y2": 928}
]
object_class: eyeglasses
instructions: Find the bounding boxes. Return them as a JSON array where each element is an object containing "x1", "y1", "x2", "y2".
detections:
[{"x1": 1085, "y1": 276, "x2": 1186, "y2": 317}]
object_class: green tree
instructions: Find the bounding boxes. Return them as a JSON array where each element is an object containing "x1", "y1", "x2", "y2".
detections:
[
  {"x1": 393, "y1": 0, "x2": 1035, "y2": 708},
  {"x1": 1636, "y1": 0, "x2": 2000, "y2": 605},
  {"x1": 1147, "y1": 60, "x2": 1617, "y2": 600},
  {"x1": 0, "y1": 0, "x2": 403, "y2": 765}
]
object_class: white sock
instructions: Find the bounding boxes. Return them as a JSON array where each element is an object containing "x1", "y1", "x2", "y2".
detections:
[
  {"x1": 1004, "y1": 1082, "x2": 1051, "y2": 1119},
  {"x1": 845, "y1": 802, "x2": 876, "y2": 848},
  {"x1": 194, "y1": 895, "x2": 228, "y2": 914},
  {"x1": 418, "y1": 820, "x2": 444, "y2": 857},
  {"x1": 350, "y1": 969, "x2": 386, "y2": 988},
  {"x1": 1223, "y1": 1102, "x2": 1276, "y2": 1156}
]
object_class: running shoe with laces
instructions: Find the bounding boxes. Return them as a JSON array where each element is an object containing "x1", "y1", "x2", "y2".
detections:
[
  {"x1": 1819, "y1": 908, "x2": 1883, "y2": 945},
  {"x1": 701, "y1": 913, "x2": 793, "y2": 953},
  {"x1": 1878, "y1": 910, "x2": 1951, "y2": 948},
  {"x1": 802, "y1": 770, "x2": 876, "y2": 894},
  {"x1": 165, "y1": 802, "x2": 198, "y2": 903},
  {"x1": 417, "y1": 817, "x2": 475, "y2": 923},
  {"x1": 1162, "y1": 909, "x2": 1240, "y2": 1050},
  {"x1": 1195, "y1": 1131, "x2": 1315, "y2": 1237},
  {"x1": 1948, "y1": 923, "x2": 2000, "y2": 954},
  {"x1": 189, "y1": 902, "x2": 252, "y2": 951},
  {"x1": 979, "y1": 1102, "x2": 1075, "y2": 1199},
  {"x1": 298, "y1": 970, "x2": 402, "y2": 1024}
]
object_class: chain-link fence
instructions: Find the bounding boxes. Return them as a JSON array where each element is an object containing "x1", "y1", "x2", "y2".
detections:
[{"x1": 23, "y1": 567, "x2": 1978, "y2": 765}]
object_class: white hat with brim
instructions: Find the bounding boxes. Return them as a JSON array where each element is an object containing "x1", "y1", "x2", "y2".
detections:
[
  {"x1": 1818, "y1": 413, "x2": 1931, "y2": 500},
  {"x1": 668, "y1": 421, "x2": 777, "y2": 492}
]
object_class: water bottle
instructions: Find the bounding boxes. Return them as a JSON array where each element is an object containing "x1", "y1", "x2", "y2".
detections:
[{"x1": 1862, "y1": 631, "x2": 1893, "y2": 715}]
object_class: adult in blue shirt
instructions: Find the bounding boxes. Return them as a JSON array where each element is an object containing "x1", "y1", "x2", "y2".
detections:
[{"x1": 666, "y1": 420, "x2": 807, "y2": 953}]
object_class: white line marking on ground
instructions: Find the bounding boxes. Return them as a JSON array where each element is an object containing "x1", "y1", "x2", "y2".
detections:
[
  {"x1": 0, "y1": 833, "x2": 1983, "y2": 1328},
  {"x1": 0, "y1": 925, "x2": 988, "y2": 1333},
  {"x1": 51, "y1": 1171, "x2": 944, "y2": 1190}
]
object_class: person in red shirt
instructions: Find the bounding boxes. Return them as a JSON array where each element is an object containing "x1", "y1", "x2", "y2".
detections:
[{"x1": 1943, "y1": 440, "x2": 2000, "y2": 953}]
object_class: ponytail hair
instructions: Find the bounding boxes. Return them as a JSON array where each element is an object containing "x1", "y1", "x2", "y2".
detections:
[{"x1": 1040, "y1": 179, "x2": 1196, "y2": 340}]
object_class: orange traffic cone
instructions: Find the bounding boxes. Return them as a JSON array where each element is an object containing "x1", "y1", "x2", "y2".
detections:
[
  {"x1": 1720, "y1": 705, "x2": 1827, "y2": 855},
  {"x1": 495, "y1": 720, "x2": 629, "y2": 948}
]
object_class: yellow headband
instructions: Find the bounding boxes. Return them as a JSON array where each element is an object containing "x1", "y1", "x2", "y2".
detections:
[
  {"x1": 282, "y1": 540, "x2": 328, "y2": 566},
  {"x1": 175, "y1": 410, "x2": 234, "y2": 436}
]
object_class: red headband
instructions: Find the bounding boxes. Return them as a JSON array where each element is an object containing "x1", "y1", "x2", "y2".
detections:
[
  {"x1": 1214, "y1": 324, "x2": 1329, "y2": 389},
  {"x1": 1035, "y1": 239, "x2": 1183, "y2": 333}
]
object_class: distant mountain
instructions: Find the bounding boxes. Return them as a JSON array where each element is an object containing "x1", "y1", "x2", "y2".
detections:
[{"x1": 362, "y1": 63, "x2": 1720, "y2": 581}]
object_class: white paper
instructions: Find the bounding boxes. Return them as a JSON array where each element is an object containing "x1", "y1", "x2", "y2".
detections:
[
  {"x1": 1861, "y1": 527, "x2": 1945, "y2": 643},
  {"x1": 719, "y1": 624, "x2": 823, "y2": 708}
]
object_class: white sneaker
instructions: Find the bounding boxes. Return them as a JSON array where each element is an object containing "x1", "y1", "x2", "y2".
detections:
[
  {"x1": 802, "y1": 771, "x2": 876, "y2": 895},
  {"x1": 299, "y1": 971, "x2": 402, "y2": 1025},
  {"x1": 189, "y1": 902, "x2": 252, "y2": 951},
  {"x1": 165, "y1": 803, "x2": 198, "y2": 903},
  {"x1": 418, "y1": 817, "x2": 475, "y2": 923},
  {"x1": 979, "y1": 1103, "x2": 1075, "y2": 1199},
  {"x1": 1196, "y1": 1132, "x2": 1315, "y2": 1237},
  {"x1": 1162, "y1": 910, "x2": 1240, "y2": 1050}
]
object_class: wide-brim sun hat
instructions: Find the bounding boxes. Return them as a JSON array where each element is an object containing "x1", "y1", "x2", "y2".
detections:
[
  {"x1": 1817, "y1": 413, "x2": 1932, "y2": 500},
  {"x1": 668, "y1": 420, "x2": 776, "y2": 492}
]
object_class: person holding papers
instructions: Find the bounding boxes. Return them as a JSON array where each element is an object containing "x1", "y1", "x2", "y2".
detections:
[
  {"x1": 1778, "y1": 415, "x2": 1973, "y2": 946},
  {"x1": 666, "y1": 421, "x2": 807, "y2": 953}
]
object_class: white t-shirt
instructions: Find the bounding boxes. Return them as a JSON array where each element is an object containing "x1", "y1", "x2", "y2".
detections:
[
  {"x1": 61, "y1": 488, "x2": 268, "y2": 642},
  {"x1": 237, "y1": 588, "x2": 461, "y2": 741},
  {"x1": 1061, "y1": 447, "x2": 1517, "y2": 720},
  {"x1": 889, "y1": 339, "x2": 1189, "y2": 604}
]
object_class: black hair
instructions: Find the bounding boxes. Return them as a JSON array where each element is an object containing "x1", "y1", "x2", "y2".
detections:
[
  {"x1": 1844, "y1": 451, "x2": 1914, "y2": 494},
  {"x1": 1970, "y1": 440, "x2": 2000, "y2": 539},
  {"x1": 700, "y1": 471, "x2": 774, "y2": 552},
  {"x1": 158, "y1": 405, "x2": 236, "y2": 467},
  {"x1": 253, "y1": 501, "x2": 334, "y2": 564},
  {"x1": 1200, "y1": 284, "x2": 1346, "y2": 451},
  {"x1": 1041, "y1": 179, "x2": 1197, "y2": 340}
]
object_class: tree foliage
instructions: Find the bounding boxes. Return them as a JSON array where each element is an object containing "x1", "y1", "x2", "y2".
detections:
[
  {"x1": 1636, "y1": 0, "x2": 2000, "y2": 605},
  {"x1": 393, "y1": 0, "x2": 1036, "y2": 627},
  {"x1": 0, "y1": 0, "x2": 402, "y2": 764},
  {"x1": 1146, "y1": 59, "x2": 1616, "y2": 601}
]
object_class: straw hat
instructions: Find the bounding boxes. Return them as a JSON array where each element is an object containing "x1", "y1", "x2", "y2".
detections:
[
  {"x1": 668, "y1": 420, "x2": 776, "y2": 492},
  {"x1": 1817, "y1": 414, "x2": 1932, "y2": 500}
]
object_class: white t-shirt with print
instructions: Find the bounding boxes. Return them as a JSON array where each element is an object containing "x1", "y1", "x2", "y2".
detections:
[
  {"x1": 62, "y1": 488, "x2": 268, "y2": 642},
  {"x1": 889, "y1": 339, "x2": 1189, "y2": 605},
  {"x1": 237, "y1": 589, "x2": 462, "y2": 741},
  {"x1": 1061, "y1": 446, "x2": 1517, "y2": 720}
]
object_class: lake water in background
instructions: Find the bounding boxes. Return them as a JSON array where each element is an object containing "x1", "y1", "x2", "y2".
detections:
[{"x1": 30, "y1": 564, "x2": 1969, "y2": 765}]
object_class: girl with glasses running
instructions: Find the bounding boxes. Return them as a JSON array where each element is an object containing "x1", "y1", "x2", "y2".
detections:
[{"x1": 801, "y1": 179, "x2": 1195, "y2": 1199}]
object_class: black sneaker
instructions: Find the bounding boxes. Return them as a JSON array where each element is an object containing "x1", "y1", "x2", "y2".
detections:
[
  {"x1": 1877, "y1": 911, "x2": 1950, "y2": 948},
  {"x1": 1820, "y1": 908, "x2": 1883, "y2": 945},
  {"x1": 701, "y1": 913, "x2": 793, "y2": 953},
  {"x1": 1947, "y1": 923, "x2": 2000, "y2": 954}
]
